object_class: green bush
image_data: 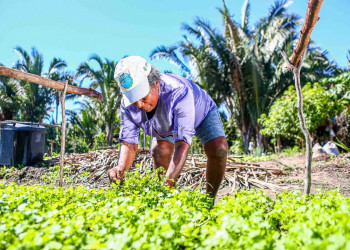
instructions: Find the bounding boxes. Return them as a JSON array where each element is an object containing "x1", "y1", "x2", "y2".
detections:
[
  {"x1": 259, "y1": 73, "x2": 350, "y2": 146},
  {"x1": 92, "y1": 132, "x2": 108, "y2": 150},
  {"x1": 260, "y1": 82, "x2": 346, "y2": 143}
]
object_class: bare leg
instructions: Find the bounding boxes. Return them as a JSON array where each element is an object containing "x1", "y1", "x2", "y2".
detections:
[
  {"x1": 151, "y1": 140, "x2": 175, "y2": 172},
  {"x1": 204, "y1": 136, "x2": 228, "y2": 198}
]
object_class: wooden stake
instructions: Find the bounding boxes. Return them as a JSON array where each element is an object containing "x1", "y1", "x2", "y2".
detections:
[
  {"x1": 281, "y1": 51, "x2": 313, "y2": 194},
  {"x1": 290, "y1": 0, "x2": 324, "y2": 68},
  {"x1": 280, "y1": 0, "x2": 324, "y2": 194},
  {"x1": 59, "y1": 80, "x2": 68, "y2": 187}
]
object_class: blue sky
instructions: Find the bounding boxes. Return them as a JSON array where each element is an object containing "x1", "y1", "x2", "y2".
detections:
[
  {"x1": 0, "y1": 0, "x2": 349, "y2": 120},
  {"x1": 1, "y1": 0, "x2": 349, "y2": 73}
]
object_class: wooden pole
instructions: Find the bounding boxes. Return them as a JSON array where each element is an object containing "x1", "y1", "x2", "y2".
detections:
[
  {"x1": 59, "y1": 80, "x2": 68, "y2": 187},
  {"x1": 281, "y1": 0, "x2": 324, "y2": 194},
  {"x1": 0, "y1": 66, "x2": 104, "y2": 103},
  {"x1": 282, "y1": 51, "x2": 313, "y2": 194},
  {"x1": 289, "y1": 0, "x2": 324, "y2": 68}
]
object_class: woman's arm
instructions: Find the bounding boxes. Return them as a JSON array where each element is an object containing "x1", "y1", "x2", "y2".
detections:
[
  {"x1": 165, "y1": 140, "x2": 190, "y2": 187},
  {"x1": 108, "y1": 141, "x2": 138, "y2": 182}
]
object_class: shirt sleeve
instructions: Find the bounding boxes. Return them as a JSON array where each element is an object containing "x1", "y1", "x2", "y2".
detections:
[
  {"x1": 172, "y1": 87, "x2": 195, "y2": 145},
  {"x1": 119, "y1": 102, "x2": 140, "y2": 145}
]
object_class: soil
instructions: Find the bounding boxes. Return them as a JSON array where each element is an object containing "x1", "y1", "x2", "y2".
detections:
[
  {"x1": 258, "y1": 152, "x2": 350, "y2": 198},
  {"x1": 1, "y1": 152, "x2": 350, "y2": 200}
]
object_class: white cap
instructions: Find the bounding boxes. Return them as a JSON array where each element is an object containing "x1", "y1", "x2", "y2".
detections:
[{"x1": 114, "y1": 56, "x2": 152, "y2": 107}]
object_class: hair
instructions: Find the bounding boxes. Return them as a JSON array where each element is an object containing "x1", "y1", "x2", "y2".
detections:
[{"x1": 147, "y1": 65, "x2": 160, "y2": 86}]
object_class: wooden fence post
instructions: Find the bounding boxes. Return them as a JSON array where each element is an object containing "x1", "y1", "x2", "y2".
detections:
[{"x1": 59, "y1": 80, "x2": 68, "y2": 187}]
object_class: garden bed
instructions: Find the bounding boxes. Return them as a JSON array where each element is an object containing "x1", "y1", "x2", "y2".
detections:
[{"x1": 1, "y1": 151, "x2": 349, "y2": 198}]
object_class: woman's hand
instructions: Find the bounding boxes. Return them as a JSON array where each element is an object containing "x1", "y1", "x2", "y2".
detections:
[{"x1": 108, "y1": 166, "x2": 125, "y2": 183}]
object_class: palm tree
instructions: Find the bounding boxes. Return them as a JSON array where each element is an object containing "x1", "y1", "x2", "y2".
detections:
[
  {"x1": 47, "y1": 70, "x2": 77, "y2": 124},
  {"x1": 0, "y1": 64, "x2": 25, "y2": 120},
  {"x1": 67, "y1": 106, "x2": 100, "y2": 147},
  {"x1": 76, "y1": 55, "x2": 121, "y2": 146},
  {"x1": 151, "y1": 0, "x2": 335, "y2": 150},
  {"x1": 216, "y1": 0, "x2": 302, "y2": 149},
  {"x1": 14, "y1": 46, "x2": 67, "y2": 123},
  {"x1": 63, "y1": 106, "x2": 100, "y2": 153}
]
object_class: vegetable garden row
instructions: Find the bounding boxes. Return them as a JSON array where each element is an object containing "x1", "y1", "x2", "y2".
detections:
[{"x1": 1, "y1": 169, "x2": 349, "y2": 249}]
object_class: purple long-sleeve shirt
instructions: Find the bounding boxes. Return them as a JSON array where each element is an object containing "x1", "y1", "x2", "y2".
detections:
[{"x1": 119, "y1": 73, "x2": 216, "y2": 145}]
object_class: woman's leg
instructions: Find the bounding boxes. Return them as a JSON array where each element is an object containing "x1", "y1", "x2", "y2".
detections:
[
  {"x1": 151, "y1": 139, "x2": 175, "y2": 171},
  {"x1": 204, "y1": 136, "x2": 228, "y2": 198}
]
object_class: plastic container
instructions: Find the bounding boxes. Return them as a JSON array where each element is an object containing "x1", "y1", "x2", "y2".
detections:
[{"x1": 0, "y1": 122, "x2": 46, "y2": 166}]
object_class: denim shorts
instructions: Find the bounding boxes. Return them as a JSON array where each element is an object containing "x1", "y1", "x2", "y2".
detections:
[{"x1": 157, "y1": 108, "x2": 226, "y2": 145}]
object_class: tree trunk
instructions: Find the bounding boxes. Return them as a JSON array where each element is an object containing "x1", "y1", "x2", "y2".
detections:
[
  {"x1": 256, "y1": 125, "x2": 263, "y2": 149},
  {"x1": 231, "y1": 58, "x2": 247, "y2": 148},
  {"x1": 277, "y1": 136, "x2": 283, "y2": 153},
  {"x1": 262, "y1": 135, "x2": 268, "y2": 152},
  {"x1": 241, "y1": 129, "x2": 250, "y2": 151},
  {"x1": 300, "y1": 138, "x2": 304, "y2": 149},
  {"x1": 106, "y1": 122, "x2": 115, "y2": 146},
  {"x1": 55, "y1": 91, "x2": 59, "y2": 124},
  {"x1": 56, "y1": 106, "x2": 59, "y2": 124}
]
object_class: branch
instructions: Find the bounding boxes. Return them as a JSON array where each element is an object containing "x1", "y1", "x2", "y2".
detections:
[
  {"x1": 281, "y1": 50, "x2": 307, "y2": 72},
  {"x1": 0, "y1": 66, "x2": 104, "y2": 103},
  {"x1": 290, "y1": 0, "x2": 324, "y2": 67}
]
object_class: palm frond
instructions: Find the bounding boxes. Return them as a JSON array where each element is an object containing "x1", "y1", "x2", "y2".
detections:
[
  {"x1": 268, "y1": 0, "x2": 288, "y2": 20},
  {"x1": 181, "y1": 23, "x2": 204, "y2": 42},
  {"x1": 241, "y1": 0, "x2": 250, "y2": 31},
  {"x1": 48, "y1": 58, "x2": 67, "y2": 74},
  {"x1": 150, "y1": 45, "x2": 190, "y2": 74},
  {"x1": 13, "y1": 46, "x2": 31, "y2": 71},
  {"x1": 219, "y1": 2, "x2": 241, "y2": 54},
  {"x1": 88, "y1": 54, "x2": 104, "y2": 69},
  {"x1": 31, "y1": 47, "x2": 44, "y2": 75}
]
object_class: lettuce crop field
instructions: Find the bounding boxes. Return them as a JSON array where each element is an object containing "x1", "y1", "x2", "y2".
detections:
[{"x1": 1, "y1": 169, "x2": 350, "y2": 249}]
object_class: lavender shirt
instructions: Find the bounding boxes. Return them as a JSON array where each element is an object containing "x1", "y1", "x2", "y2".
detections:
[{"x1": 119, "y1": 73, "x2": 216, "y2": 145}]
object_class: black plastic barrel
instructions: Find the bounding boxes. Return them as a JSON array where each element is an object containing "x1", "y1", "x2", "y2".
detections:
[{"x1": 0, "y1": 122, "x2": 46, "y2": 166}]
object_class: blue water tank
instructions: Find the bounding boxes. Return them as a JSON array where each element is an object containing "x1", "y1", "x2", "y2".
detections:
[{"x1": 0, "y1": 122, "x2": 46, "y2": 166}]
